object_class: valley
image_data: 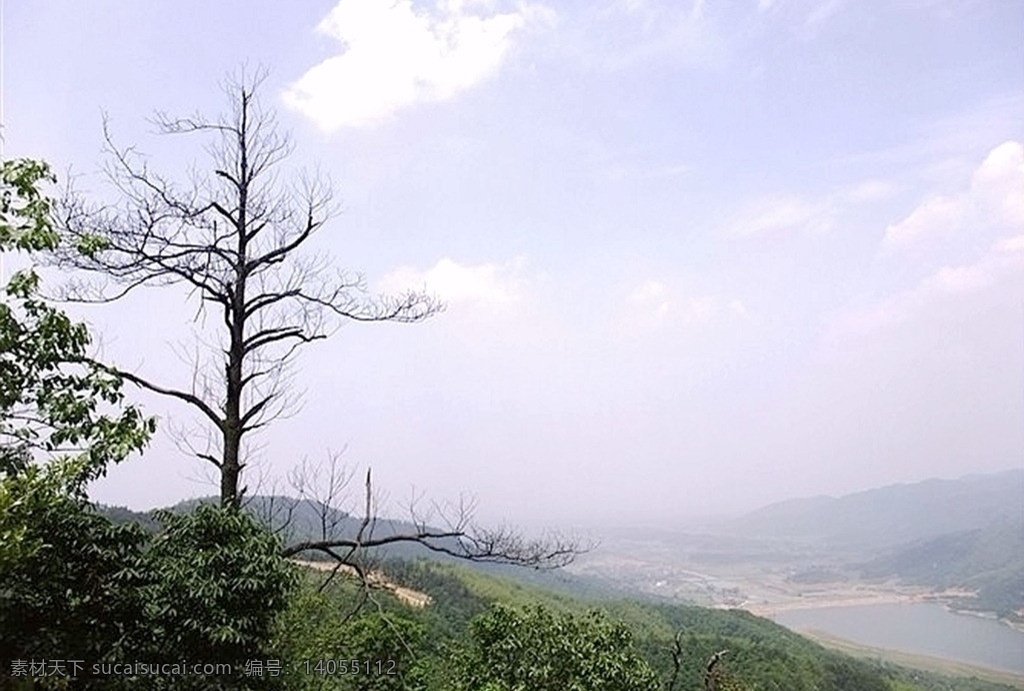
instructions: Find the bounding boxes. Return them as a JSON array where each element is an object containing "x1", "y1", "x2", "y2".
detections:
[
  {"x1": 563, "y1": 469, "x2": 1024, "y2": 684},
  {"x1": 568, "y1": 530, "x2": 961, "y2": 615}
]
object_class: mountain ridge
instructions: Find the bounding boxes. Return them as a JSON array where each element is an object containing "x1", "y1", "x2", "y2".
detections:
[{"x1": 720, "y1": 468, "x2": 1023, "y2": 548}]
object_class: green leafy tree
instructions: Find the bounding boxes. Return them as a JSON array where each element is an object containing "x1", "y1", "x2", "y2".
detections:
[
  {"x1": 0, "y1": 471, "x2": 152, "y2": 680},
  {"x1": 0, "y1": 158, "x2": 153, "y2": 492},
  {"x1": 1, "y1": 159, "x2": 156, "y2": 678},
  {"x1": 273, "y1": 578, "x2": 429, "y2": 691},
  {"x1": 446, "y1": 604, "x2": 659, "y2": 691},
  {"x1": 138, "y1": 504, "x2": 297, "y2": 689}
]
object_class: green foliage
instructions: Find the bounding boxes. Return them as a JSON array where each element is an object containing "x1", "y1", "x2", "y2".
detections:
[
  {"x1": 0, "y1": 471, "x2": 151, "y2": 675},
  {"x1": 0, "y1": 158, "x2": 154, "y2": 495},
  {"x1": 876, "y1": 664, "x2": 1022, "y2": 691},
  {"x1": 274, "y1": 578, "x2": 429, "y2": 690},
  {"x1": 2, "y1": 499, "x2": 298, "y2": 688},
  {"x1": 352, "y1": 560, "x2": 1018, "y2": 691},
  {"x1": 380, "y1": 559, "x2": 491, "y2": 639},
  {"x1": 140, "y1": 504, "x2": 297, "y2": 686},
  {"x1": 0, "y1": 159, "x2": 58, "y2": 251},
  {"x1": 445, "y1": 603, "x2": 660, "y2": 691},
  {"x1": 0, "y1": 160, "x2": 294, "y2": 689},
  {"x1": 0, "y1": 159, "x2": 155, "y2": 688}
]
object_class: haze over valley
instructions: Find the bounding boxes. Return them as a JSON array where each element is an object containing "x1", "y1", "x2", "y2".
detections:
[{"x1": 572, "y1": 469, "x2": 1024, "y2": 625}]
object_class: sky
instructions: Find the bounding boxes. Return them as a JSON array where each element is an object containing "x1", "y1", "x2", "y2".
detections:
[{"x1": 3, "y1": 0, "x2": 1022, "y2": 528}]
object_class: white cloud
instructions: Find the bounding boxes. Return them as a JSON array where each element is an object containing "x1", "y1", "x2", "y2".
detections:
[
  {"x1": 723, "y1": 194, "x2": 831, "y2": 238},
  {"x1": 596, "y1": 0, "x2": 725, "y2": 71},
  {"x1": 969, "y1": 140, "x2": 1024, "y2": 228},
  {"x1": 804, "y1": 0, "x2": 846, "y2": 30},
  {"x1": 628, "y1": 280, "x2": 747, "y2": 326},
  {"x1": 284, "y1": 0, "x2": 551, "y2": 130},
  {"x1": 728, "y1": 299, "x2": 750, "y2": 318},
  {"x1": 881, "y1": 195, "x2": 960, "y2": 250},
  {"x1": 629, "y1": 279, "x2": 671, "y2": 316},
  {"x1": 922, "y1": 263, "x2": 995, "y2": 295},
  {"x1": 723, "y1": 144, "x2": 1016, "y2": 246},
  {"x1": 829, "y1": 141, "x2": 1024, "y2": 343},
  {"x1": 834, "y1": 95, "x2": 1023, "y2": 182},
  {"x1": 882, "y1": 140, "x2": 1024, "y2": 253},
  {"x1": 380, "y1": 256, "x2": 525, "y2": 305},
  {"x1": 840, "y1": 178, "x2": 901, "y2": 204},
  {"x1": 827, "y1": 241, "x2": 1024, "y2": 341},
  {"x1": 995, "y1": 234, "x2": 1024, "y2": 254},
  {"x1": 723, "y1": 177, "x2": 905, "y2": 240}
]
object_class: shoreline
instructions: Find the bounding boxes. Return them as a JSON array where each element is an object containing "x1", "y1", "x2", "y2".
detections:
[
  {"x1": 792, "y1": 626, "x2": 1024, "y2": 689},
  {"x1": 740, "y1": 591, "x2": 922, "y2": 617},
  {"x1": 944, "y1": 604, "x2": 1024, "y2": 634},
  {"x1": 738, "y1": 588, "x2": 1024, "y2": 633}
]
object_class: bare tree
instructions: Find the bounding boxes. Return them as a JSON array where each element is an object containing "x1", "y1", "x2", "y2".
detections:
[
  {"x1": 665, "y1": 632, "x2": 685, "y2": 691},
  {"x1": 53, "y1": 70, "x2": 588, "y2": 574},
  {"x1": 278, "y1": 454, "x2": 585, "y2": 571},
  {"x1": 54, "y1": 71, "x2": 441, "y2": 507},
  {"x1": 703, "y1": 649, "x2": 750, "y2": 691}
]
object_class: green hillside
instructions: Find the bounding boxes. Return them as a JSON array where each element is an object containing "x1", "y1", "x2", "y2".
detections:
[
  {"x1": 90, "y1": 494, "x2": 1023, "y2": 689},
  {"x1": 275, "y1": 556, "x2": 1021, "y2": 691}
]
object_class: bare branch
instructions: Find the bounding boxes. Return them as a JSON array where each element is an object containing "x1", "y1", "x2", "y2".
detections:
[
  {"x1": 84, "y1": 358, "x2": 224, "y2": 429},
  {"x1": 666, "y1": 632, "x2": 684, "y2": 691},
  {"x1": 45, "y1": 70, "x2": 443, "y2": 506},
  {"x1": 704, "y1": 650, "x2": 733, "y2": 691},
  {"x1": 280, "y1": 461, "x2": 590, "y2": 571}
]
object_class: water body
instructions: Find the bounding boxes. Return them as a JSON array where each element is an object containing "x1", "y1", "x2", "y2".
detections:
[{"x1": 773, "y1": 602, "x2": 1024, "y2": 674}]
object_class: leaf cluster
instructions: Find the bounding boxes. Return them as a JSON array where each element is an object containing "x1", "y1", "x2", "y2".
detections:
[
  {"x1": 446, "y1": 603, "x2": 659, "y2": 691},
  {"x1": 1, "y1": 159, "x2": 154, "y2": 496},
  {"x1": 1, "y1": 498, "x2": 296, "y2": 690}
]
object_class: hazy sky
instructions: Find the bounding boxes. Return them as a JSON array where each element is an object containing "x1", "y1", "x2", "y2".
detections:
[{"x1": 4, "y1": 0, "x2": 1022, "y2": 527}]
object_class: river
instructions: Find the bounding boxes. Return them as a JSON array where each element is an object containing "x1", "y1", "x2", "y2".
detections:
[{"x1": 772, "y1": 602, "x2": 1024, "y2": 675}]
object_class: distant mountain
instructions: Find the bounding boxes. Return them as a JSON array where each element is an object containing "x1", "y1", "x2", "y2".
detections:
[
  {"x1": 721, "y1": 469, "x2": 1024, "y2": 549},
  {"x1": 716, "y1": 469, "x2": 1024, "y2": 620},
  {"x1": 92, "y1": 503, "x2": 161, "y2": 532},
  {"x1": 859, "y1": 514, "x2": 1024, "y2": 619},
  {"x1": 253, "y1": 494, "x2": 471, "y2": 563},
  {"x1": 96, "y1": 494, "x2": 469, "y2": 563}
]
